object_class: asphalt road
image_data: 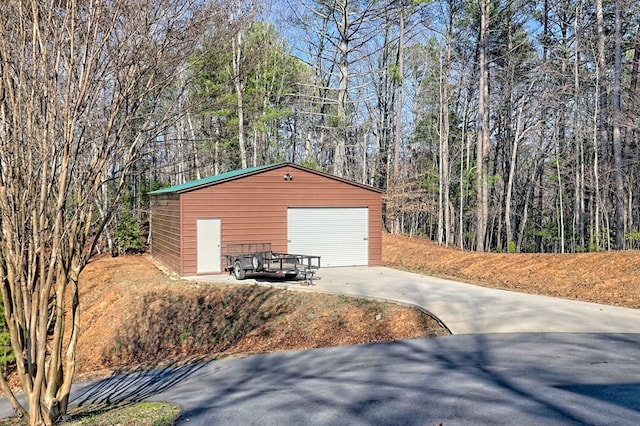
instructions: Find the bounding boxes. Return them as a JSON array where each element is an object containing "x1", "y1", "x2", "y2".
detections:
[{"x1": 60, "y1": 333, "x2": 640, "y2": 425}]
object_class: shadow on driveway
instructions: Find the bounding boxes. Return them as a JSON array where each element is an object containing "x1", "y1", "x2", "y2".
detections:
[{"x1": 36, "y1": 333, "x2": 638, "y2": 425}]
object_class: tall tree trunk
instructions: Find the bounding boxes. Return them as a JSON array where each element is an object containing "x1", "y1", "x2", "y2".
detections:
[
  {"x1": 573, "y1": 0, "x2": 585, "y2": 251},
  {"x1": 476, "y1": 0, "x2": 491, "y2": 252},
  {"x1": 505, "y1": 95, "x2": 529, "y2": 248},
  {"x1": 438, "y1": 5, "x2": 452, "y2": 246},
  {"x1": 437, "y1": 72, "x2": 450, "y2": 245},
  {"x1": 391, "y1": 3, "x2": 405, "y2": 234},
  {"x1": 393, "y1": 4, "x2": 404, "y2": 180},
  {"x1": 554, "y1": 129, "x2": 566, "y2": 253},
  {"x1": 629, "y1": 25, "x2": 640, "y2": 231},
  {"x1": 612, "y1": 0, "x2": 625, "y2": 249},
  {"x1": 186, "y1": 113, "x2": 202, "y2": 180},
  {"x1": 459, "y1": 91, "x2": 472, "y2": 249},
  {"x1": 594, "y1": 0, "x2": 607, "y2": 249},
  {"x1": 334, "y1": 0, "x2": 350, "y2": 178},
  {"x1": 232, "y1": 0, "x2": 248, "y2": 169}
]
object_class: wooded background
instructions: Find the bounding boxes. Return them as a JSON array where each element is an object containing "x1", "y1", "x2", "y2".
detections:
[{"x1": 121, "y1": 0, "x2": 640, "y2": 254}]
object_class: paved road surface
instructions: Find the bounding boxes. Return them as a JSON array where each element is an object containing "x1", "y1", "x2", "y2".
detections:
[
  {"x1": 1, "y1": 267, "x2": 639, "y2": 424},
  {"x1": 3, "y1": 333, "x2": 633, "y2": 425}
]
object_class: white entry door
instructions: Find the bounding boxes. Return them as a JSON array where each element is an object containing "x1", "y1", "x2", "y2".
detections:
[
  {"x1": 197, "y1": 219, "x2": 221, "y2": 273},
  {"x1": 287, "y1": 208, "x2": 368, "y2": 267}
]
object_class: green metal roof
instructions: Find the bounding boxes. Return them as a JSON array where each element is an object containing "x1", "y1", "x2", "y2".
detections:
[{"x1": 148, "y1": 163, "x2": 282, "y2": 195}]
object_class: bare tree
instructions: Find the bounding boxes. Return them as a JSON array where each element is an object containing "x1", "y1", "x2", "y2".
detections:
[
  {"x1": 436, "y1": 0, "x2": 453, "y2": 247},
  {"x1": 230, "y1": 0, "x2": 263, "y2": 169},
  {"x1": 476, "y1": 0, "x2": 491, "y2": 252},
  {"x1": 289, "y1": 0, "x2": 382, "y2": 178},
  {"x1": 612, "y1": 0, "x2": 625, "y2": 248},
  {"x1": 594, "y1": 0, "x2": 607, "y2": 250},
  {"x1": 0, "y1": 1, "x2": 211, "y2": 424}
]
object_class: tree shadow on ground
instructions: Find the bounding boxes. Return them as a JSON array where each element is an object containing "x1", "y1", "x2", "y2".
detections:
[
  {"x1": 5, "y1": 317, "x2": 638, "y2": 424},
  {"x1": 71, "y1": 361, "x2": 208, "y2": 408},
  {"x1": 168, "y1": 333, "x2": 640, "y2": 425}
]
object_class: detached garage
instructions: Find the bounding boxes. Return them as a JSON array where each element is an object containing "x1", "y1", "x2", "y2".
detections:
[{"x1": 149, "y1": 162, "x2": 383, "y2": 276}]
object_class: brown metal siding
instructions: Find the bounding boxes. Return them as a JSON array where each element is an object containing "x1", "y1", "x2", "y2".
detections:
[
  {"x1": 150, "y1": 194, "x2": 182, "y2": 275},
  {"x1": 180, "y1": 165, "x2": 382, "y2": 275}
]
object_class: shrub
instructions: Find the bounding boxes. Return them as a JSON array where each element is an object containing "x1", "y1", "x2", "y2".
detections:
[
  {"x1": 114, "y1": 213, "x2": 146, "y2": 255},
  {"x1": 0, "y1": 300, "x2": 14, "y2": 367}
]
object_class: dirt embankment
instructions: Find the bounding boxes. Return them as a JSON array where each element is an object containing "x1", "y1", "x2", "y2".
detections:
[
  {"x1": 75, "y1": 254, "x2": 447, "y2": 379},
  {"x1": 383, "y1": 233, "x2": 640, "y2": 309}
]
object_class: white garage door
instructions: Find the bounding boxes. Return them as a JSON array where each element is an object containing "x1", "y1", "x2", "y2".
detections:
[{"x1": 287, "y1": 207, "x2": 368, "y2": 267}]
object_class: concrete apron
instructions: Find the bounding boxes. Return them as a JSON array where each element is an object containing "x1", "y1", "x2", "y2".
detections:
[{"x1": 193, "y1": 266, "x2": 640, "y2": 335}]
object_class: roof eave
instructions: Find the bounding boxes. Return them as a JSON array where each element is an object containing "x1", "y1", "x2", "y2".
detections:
[{"x1": 149, "y1": 162, "x2": 385, "y2": 196}]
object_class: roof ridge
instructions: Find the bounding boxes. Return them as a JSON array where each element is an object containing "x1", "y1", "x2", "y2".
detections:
[{"x1": 148, "y1": 162, "x2": 285, "y2": 194}]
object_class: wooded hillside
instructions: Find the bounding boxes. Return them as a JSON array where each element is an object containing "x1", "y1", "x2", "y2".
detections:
[{"x1": 116, "y1": 0, "x2": 640, "y2": 255}]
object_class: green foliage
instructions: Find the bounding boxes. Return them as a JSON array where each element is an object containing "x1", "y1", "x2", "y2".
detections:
[
  {"x1": 0, "y1": 301, "x2": 14, "y2": 368},
  {"x1": 534, "y1": 228, "x2": 556, "y2": 242},
  {"x1": 189, "y1": 20, "x2": 306, "y2": 162},
  {"x1": 589, "y1": 228, "x2": 612, "y2": 252},
  {"x1": 414, "y1": 111, "x2": 439, "y2": 145},
  {"x1": 488, "y1": 173, "x2": 502, "y2": 186},
  {"x1": 417, "y1": 167, "x2": 439, "y2": 192},
  {"x1": 300, "y1": 158, "x2": 322, "y2": 171},
  {"x1": 255, "y1": 106, "x2": 293, "y2": 132},
  {"x1": 0, "y1": 330, "x2": 14, "y2": 367},
  {"x1": 532, "y1": 222, "x2": 561, "y2": 253},
  {"x1": 389, "y1": 63, "x2": 402, "y2": 84},
  {"x1": 507, "y1": 240, "x2": 517, "y2": 253},
  {"x1": 114, "y1": 213, "x2": 146, "y2": 255},
  {"x1": 625, "y1": 229, "x2": 640, "y2": 249},
  {"x1": 326, "y1": 113, "x2": 349, "y2": 128}
]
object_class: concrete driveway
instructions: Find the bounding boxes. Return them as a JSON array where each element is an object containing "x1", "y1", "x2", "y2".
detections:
[{"x1": 212, "y1": 266, "x2": 640, "y2": 335}]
